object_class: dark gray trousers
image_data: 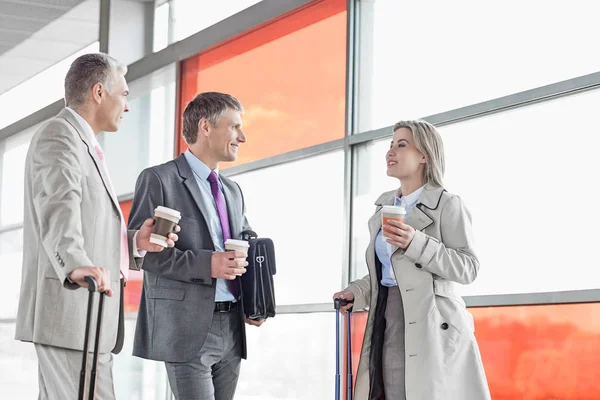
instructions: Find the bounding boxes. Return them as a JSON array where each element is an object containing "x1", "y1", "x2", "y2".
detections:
[{"x1": 165, "y1": 310, "x2": 243, "y2": 400}]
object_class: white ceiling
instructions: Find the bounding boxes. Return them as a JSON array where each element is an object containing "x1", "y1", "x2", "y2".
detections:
[{"x1": 0, "y1": 0, "x2": 99, "y2": 95}]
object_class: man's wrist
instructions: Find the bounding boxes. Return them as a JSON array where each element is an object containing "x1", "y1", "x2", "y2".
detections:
[{"x1": 133, "y1": 231, "x2": 147, "y2": 258}]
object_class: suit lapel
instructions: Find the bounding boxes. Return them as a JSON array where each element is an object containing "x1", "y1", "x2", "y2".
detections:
[
  {"x1": 404, "y1": 206, "x2": 434, "y2": 232},
  {"x1": 176, "y1": 155, "x2": 213, "y2": 232},
  {"x1": 59, "y1": 109, "x2": 121, "y2": 213}
]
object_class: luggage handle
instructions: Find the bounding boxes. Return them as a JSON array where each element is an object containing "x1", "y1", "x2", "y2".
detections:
[
  {"x1": 334, "y1": 298, "x2": 354, "y2": 400},
  {"x1": 79, "y1": 276, "x2": 108, "y2": 400}
]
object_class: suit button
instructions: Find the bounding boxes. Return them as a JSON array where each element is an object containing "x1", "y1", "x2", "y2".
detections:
[
  {"x1": 441, "y1": 322, "x2": 449, "y2": 330},
  {"x1": 415, "y1": 263, "x2": 422, "y2": 269}
]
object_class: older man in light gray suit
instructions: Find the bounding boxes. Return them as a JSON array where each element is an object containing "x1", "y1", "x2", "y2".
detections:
[
  {"x1": 128, "y1": 92, "x2": 264, "y2": 400},
  {"x1": 15, "y1": 53, "x2": 179, "y2": 400}
]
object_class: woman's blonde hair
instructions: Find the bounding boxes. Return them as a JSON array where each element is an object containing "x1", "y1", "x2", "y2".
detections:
[{"x1": 393, "y1": 120, "x2": 445, "y2": 187}]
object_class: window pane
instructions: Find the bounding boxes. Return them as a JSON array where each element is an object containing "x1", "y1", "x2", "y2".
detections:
[
  {"x1": 0, "y1": 322, "x2": 38, "y2": 399},
  {"x1": 153, "y1": 2, "x2": 170, "y2": 52},
  {"x1": 113, "y1": 319, "x2": 169, "y2": 400},
  {"x1": 178, "y1": 0, "x2": 346, "y2": 166},
  {"x1": 230, "y1": 150, "x2": 345, "y2": 305},
  {"x1": 357, "y1": 0, "x2": 600, "y2": 132},
  {"x1": 0, "y1": 229, "x2": 23, "y2": 320},
  {"x1": 0, "y1": 123, "x2": 42, "y2": 228},
  {"x1": 352, "y1": 89, "x2": 600, "y2": 295},
  {"x1": 351, "y1": 140, "x2": 398, "y2": 282},
  {"x1": 0, "y1": 42, "x2": 99, "y2": 130},
  {"x1": 349, "y1": 303, "x2": 600, "y2": 399},
  {"x1": 172, "y1": 0, "x2": 262, "y2": 43},
  {"x1": 237, "y1": 312, "x2": 336, "y2": 399},
  {"x1": 99, "y1": 64, "x2": 176, "y2": 197}
]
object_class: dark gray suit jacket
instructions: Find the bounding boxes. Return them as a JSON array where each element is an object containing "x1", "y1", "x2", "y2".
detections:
[{"x1": 128, "y1": 154, "x2": 251, "y2": 362}]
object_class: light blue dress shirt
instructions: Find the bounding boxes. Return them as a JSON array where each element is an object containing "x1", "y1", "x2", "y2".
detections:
[
  {"x1": 183, "y1": 150, "x2": 236, "y2": 302},
  {"x1": 376, "y1": 186, "x2": 425, "y2": 287}
]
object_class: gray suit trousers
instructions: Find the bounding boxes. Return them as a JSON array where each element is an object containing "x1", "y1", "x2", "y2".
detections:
[
  {"x1": 35, "y1": 343, "x2": 115, "y2": 400},
  {"x1": 165, "y1": 309, "x2": 243, "y2": 400}
]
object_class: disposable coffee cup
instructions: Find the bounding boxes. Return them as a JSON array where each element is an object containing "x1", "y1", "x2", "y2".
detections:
[
  {"x1": 150, "y1": 206, "x2": 181, "y2": 247},
  {"x1": 381, "y1": 205, "x2": 406, "y2": 240},
  {"x1": 225, "y1": 239, "x2": 250, "y2": 276},
  {"x1": 225, "y1": 239, "x2": 249, "y2": 261}
]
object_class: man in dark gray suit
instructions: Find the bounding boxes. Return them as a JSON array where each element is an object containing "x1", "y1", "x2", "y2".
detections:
[{"x1": 128, "y1": 92, "x2": 264, "y2": 400}]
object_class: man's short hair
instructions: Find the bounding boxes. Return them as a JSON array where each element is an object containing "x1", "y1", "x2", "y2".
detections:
[
  {"x1": 182, "y1": 92, "x2": 244, "y2": 144},
  {"x1": 64, "y1": 53, "x2": 127, "y2": 109}
]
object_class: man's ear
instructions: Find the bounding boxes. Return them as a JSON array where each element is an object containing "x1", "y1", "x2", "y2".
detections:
[
  {"x1": 198, "y1": 118, "x2": 211, "y2": 138},
  {"x1": 91, "y1": 82, "x2": 105, "y2": 104}
]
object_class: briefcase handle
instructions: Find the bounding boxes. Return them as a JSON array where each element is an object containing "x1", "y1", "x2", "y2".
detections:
[{"x1": 240, "y1": 230, "x2": 258, "y2": 241}]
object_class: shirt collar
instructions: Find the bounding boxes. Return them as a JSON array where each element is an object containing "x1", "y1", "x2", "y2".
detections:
[
  {"x1": 396, "y1": 185, "x2": 425, "y2": 207},
  {"x1": 184, "y1": 149, "x2": 218, "y2": 181},
  {"x1": 65, "y1": 107, "x2": 98, "y2": 147}
]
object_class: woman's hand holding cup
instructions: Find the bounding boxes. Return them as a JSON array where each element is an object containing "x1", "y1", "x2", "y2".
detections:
[{"x1": 383, "y1": 219, "x2": 416, "y2": 250}]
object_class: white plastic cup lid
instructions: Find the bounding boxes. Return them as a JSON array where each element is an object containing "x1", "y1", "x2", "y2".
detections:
[
  {"x1": 382, "y1": 205, "x2": 406, "y2": 215},
  {"x1": 155, "y1": 206, "x2": 181, "y2": 219},
  {"x1": 225, "y1": 239, "x2": 249, "y2": 248}
]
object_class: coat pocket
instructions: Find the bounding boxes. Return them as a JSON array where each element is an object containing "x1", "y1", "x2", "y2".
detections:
[{"x1": 147, "y1": 287, "x2": 185, "y2": 301}]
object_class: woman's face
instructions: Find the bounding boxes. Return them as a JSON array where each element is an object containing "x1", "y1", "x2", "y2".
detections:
[{"x1": 386, "y1": 127, "x2": 426, "y2": 180}]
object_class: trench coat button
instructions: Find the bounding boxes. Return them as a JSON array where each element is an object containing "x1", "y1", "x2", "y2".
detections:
[
  {"x1": 441, "y1": 322, "x2": 449, "y2": 330},
  {"x1": 415, "y1": 263, "x2": 422, "y2": 269}
]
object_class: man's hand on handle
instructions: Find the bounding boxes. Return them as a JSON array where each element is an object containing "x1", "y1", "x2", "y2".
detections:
[
  {"x1": 68, "y1": 266, "x2": 113, "y2": 297},
  {"x1": 333, "y1": 290, "x2": 354, "y2": 314},
  {"x1": 211, "y1": 251, "x2": 248, "y2": 279}
]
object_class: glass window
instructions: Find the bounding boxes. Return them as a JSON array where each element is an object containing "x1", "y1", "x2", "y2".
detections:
[
  {"x1": 0, "y1": 229, "x2": 23, "y2": 320},
  {"x1": 356, "y1": 0, "x2": 600, "y2": 132},
  {"x1": 351, "y1": 139, "x2": 399, "y2": 282},
  {"x1": 0, "y1": 322, "x2": 38, "y2": 399},
  {"x1": 236, "y1": 312, "x2": 336, "y2": 399},
  {"x1": 230, "y1": 150, "x2": 345, "y2": 305},
  {"x1": 171, "y1": 0, "x2": 263, "y2": 43},
  {"x1": 0, "y1": 42, "x2": 99, "y2": 130},
  {"x1": 0, "y1": 123, "x2": 43, "y2": 229},
  {"x1": 349, "y1": 303, "x2": 600, "y2": 399},
  {"x1": 153, "y1": 2, "x2": 170, "y2": 52},
  {"x1": 352, "y1": 89, "x2": 600, "y2": 295},
  {"x1": 113, "y1": 319, "x2": 170, "y2": 400},
  {"x1": 98, "y1": 64, "x2": 177, "y2": 197},
  {"x1": 178, "y1": 0, "x2": 347, "y2": 167}
]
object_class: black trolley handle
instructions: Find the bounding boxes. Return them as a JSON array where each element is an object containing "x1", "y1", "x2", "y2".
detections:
[{"x1": 78, "y1": 276, "x2": 107, "y2": 400}]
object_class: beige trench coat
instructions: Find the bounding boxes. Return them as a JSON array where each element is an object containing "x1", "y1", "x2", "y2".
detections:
[{"x1": 347, "y1": 184, "x2": 491, "y2": 399}]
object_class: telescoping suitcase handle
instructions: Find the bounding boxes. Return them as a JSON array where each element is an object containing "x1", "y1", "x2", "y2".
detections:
[
  {"x1": 334, "y1": 298, "x2": 354, "y2": 400},
  {"x1": 79, "y1": 276, "x2": 108, "y2": 400}
]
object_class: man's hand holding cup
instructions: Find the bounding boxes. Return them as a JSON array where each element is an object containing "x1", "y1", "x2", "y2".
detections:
[
  {"x1": 137, "y1": 206, "x2": 181, "y2": 252},
  {"x1": 211, "y1": 251, "x2": 248, "y2": 280}
]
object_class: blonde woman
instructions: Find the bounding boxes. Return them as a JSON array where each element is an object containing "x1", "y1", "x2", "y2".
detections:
[{"x1": 334, "y1": 120, "x2": 490, "y2": 399}]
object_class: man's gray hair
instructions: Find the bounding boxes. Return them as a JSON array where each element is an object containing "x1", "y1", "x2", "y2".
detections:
[
  {"x1": 64, "y1": 53, "x2": 127, "y2": 109},
  {"x1": 182, "y1": 92, "x2": 244, "y2": 144},
  {"x1": 393, "y1": 120, "x2": 446, "y2": 187}
]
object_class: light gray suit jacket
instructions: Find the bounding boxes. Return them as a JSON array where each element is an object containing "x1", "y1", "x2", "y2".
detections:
[
  {"x1": 15, "y1": 108, "x2": 140, "y2": 355},
  {"x1": 128, "y1": 155, "x2": 251, "y2": 363}
]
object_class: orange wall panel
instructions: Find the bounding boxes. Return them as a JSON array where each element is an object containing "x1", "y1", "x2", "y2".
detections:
[
  {"x1": 120, "y1": 199, "x2": 142, "y2": 312},
  {"x1": 177, "y1": 0, "x2": 347, "y2": 167},
  {"x1": 347, "y1": 303, "x2": 600, "y2": 399}
]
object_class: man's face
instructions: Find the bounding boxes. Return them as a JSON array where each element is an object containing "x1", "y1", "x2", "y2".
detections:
[
  {"x1": 207, "y1": 109, "x2": 246, "y2": 163},
  {"x1": 98, "y1": 72, "x2": 129, "y2": 132}
]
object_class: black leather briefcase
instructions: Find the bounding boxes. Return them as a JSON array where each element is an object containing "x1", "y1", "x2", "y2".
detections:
[{"x1": 240, "y1": 230, "x2": 276, "y2": 320}]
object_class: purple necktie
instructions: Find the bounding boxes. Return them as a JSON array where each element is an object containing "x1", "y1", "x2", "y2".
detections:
[{"x1": 208, "y1": 171, "x2": 240, "y2": 299}]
